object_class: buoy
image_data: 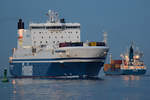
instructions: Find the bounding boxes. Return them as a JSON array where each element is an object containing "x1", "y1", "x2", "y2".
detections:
[{"x1": 2, "y1": 69, "x2": 9, "y2": 82}]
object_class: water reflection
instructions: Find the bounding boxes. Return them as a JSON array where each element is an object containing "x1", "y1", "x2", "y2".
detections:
[
  {"x1": 11, "y1": 80, "x2": 17, "y2": 100},
  {"x1": 121, "y1": 75, "x2": 141, "y2": 88},
  {"x1": 122, "y1": 75, "x2": 140, "y2": 81},
  {"x1": 9, "y1": 76, "x2": 149, "y2": 100},
  {"x1": 10, "y1": 78, "x2": 102, "y2": 100}
]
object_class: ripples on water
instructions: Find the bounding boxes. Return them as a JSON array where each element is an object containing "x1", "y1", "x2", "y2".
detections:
[{"x1": 0, "y1": 75, "x2": 150, "y2": 100}]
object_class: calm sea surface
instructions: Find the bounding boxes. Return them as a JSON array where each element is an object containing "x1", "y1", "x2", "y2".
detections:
[{"x1": 0, "y1": 73, "x2": 150, "y2": 100}]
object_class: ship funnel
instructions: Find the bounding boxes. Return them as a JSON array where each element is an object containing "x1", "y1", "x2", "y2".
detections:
[
  {"x1": 17, "y1": 19, "x2": 24, "y2": 48},
  {"x1": 18, "y1": 19, "x2": 24, "y2": 29},
  {"x1": 60, "y1": 18, "x2": 65, "y2": 23}
]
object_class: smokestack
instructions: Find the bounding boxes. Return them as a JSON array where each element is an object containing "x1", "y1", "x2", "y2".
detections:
[
  {"x1": 17, "y1": 19, "x2": 24, "y2": 48},
  {"x1": 18, "y1": 19, "x2": 24, "y2": 29}
]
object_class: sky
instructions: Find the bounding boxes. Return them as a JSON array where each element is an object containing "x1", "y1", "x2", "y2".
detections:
[{"x1": 0, "y1": 0, "x2": 150, "y2": 73}]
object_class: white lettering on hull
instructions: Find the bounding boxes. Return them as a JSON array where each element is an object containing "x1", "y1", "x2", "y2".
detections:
[{"x1": 22, "y1": 63, "x2": 33, "y2": 76}]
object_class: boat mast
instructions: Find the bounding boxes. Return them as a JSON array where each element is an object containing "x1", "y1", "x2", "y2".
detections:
[
  {"x1": 109, "y1": 53, "x2": 112, "y2": 64},
  {"x1": 103, "y1": 31, "x2": 107, "y2": 45},
  {"x1": 46, "y1": 10, "x2": 59, "y2": 23}
]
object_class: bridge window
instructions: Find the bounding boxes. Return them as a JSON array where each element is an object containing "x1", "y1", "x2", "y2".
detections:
[
  {"x1": 66, "y1": 26, "x2": 80, "y2": 29},
  {"x1": 31, "y1": 26, "x2": 80, "y2": 29},
  {"x1": 31, "y1": 26, "x2": 45, "y2": 29},
  {"x1": 46, "y1": 26, "x2": 61, "y2": 29}
]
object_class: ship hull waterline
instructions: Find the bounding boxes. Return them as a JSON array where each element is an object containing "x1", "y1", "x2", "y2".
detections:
[{"x1": 104, "y1": 68, "x2": 146, "y2": 75}]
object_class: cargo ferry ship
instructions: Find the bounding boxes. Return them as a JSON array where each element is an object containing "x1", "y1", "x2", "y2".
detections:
[
  {"x1": 9, "y1": 10, "x2": 109, "y2": 78},
  {"x1": 104, "y1": 44, "x2": 146, "y2": 75}
]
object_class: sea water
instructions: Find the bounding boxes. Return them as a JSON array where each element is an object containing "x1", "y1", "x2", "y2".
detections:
[{"x1": 0, "y1": 73, "x2": 150, "y2": 100}]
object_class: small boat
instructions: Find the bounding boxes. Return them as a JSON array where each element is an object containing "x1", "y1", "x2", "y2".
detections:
[{"x1": 104, "y1": 44, "x2": 146, "y2": 75}]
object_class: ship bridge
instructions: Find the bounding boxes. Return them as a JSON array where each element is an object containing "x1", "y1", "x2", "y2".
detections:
[{"x1": 19, "y1": 10, "x2": 81, "y2": 49}]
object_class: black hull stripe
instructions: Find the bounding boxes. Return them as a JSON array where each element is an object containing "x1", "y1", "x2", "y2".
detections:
[{"x1": 12, "y1": 57, "x2": 105, "y2": 61}]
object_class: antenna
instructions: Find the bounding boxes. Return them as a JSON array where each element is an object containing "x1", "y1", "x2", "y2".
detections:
[
  {"x1": 46, "y1": 10, "x2": 59, "y2": 23},
  {"x1": 103, "y1": 31, "x2": 107, "y2": 45},
  {"x1": 109, "y1": 52, "x2": 112, "y2": 64}
]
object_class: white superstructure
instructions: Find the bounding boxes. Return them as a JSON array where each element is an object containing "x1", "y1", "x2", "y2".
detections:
[
  {"x1": 12, "y1": 10, "x2": 108, "y2": 60},
  {"x1": 20, "y1": 10, "x2": 80, "y2": 49}
]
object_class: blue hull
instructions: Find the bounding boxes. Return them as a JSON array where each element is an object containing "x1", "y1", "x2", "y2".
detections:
[
  {"x1": 104, "y1": 68, "x2": 146, "y2": 75},
  {"x1": 121, "y1": 69, "x2": 146, "y2": 75},
  {"x1": 10, "y1": 62, "x2": 104, "y2": 77}
]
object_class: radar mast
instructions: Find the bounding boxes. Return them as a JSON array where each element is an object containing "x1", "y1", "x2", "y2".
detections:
[
  {"x1": 46, "y1": 10, "x2": 59, "y2": 23},
  {"x1": 103, "y1": 31, "x2": 107, "y2": 45}
]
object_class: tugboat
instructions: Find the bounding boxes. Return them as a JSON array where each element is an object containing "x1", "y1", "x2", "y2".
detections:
[{"x1": 104, "y1": 44, "x2": 146, "y2": 75}]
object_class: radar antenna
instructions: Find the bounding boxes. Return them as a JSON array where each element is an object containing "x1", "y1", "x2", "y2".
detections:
[{"x1": 46, "y1": 10, "x2": 59, "y2": 23}]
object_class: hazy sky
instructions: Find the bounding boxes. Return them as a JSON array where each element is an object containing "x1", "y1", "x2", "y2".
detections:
[{"x1": 0, "y1": 0, "x2": 150, "y2": 72}]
